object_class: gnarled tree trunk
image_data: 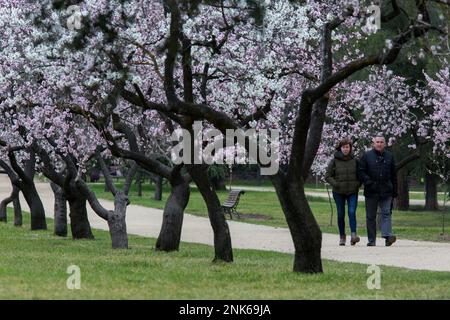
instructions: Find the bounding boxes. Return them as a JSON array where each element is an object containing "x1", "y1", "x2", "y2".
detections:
[
  {"x1": 154, "y1": 175, "x2": 163, "y2": 201},
  {"x1": 104, "y1": 180, "x2": 111, "y2": 192},
  {"x1": 425, "y1": 172, "x2": 439, "y2": 211},
  {"x1": 0, "y1": 200, "x2": 9, "y2": 223},
  {"x1": 186, "y1": 164, "x2": 233, "y2": 262},
  {"x1": 136, "y1": 171, "x2": 143, "y2": 197},
  {"x1": 21, "y1": 182, "x2": 47, "y2": 230},
  {"x1": 67, "y1": 194, "x2": 94, "y2": 239},
  {"x1": 51, "y1": 182, "x2": 68, "y2": 237},
  {"x1": 108, "y1": 191, "x2": 129, "y2": 249},
  {"x1": 155, "y1": 177, "x2": 189, "y2": 251},
  {"x1": 13, "y1": 194, "x2": 22, "y2": 227},
  {"x1": 2, "y1": 149, "x2": 46, "y2": 230},
  {"x1": 0, "y1": 185, "x2": 22, "y2": 225},
  {"x1": 396, "y1": 168, "x2": 409, "y2": 211},
  {"x1": 272, "y1": 175, "x2": 323, "y2": 273},
  {"x1": 81, "y1": 157, "x2": 139, "y2": 249}
]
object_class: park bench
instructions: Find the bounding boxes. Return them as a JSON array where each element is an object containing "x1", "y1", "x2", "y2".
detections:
[{"x1": 222, "y1": 189, "x2": 246, "y2": 219}]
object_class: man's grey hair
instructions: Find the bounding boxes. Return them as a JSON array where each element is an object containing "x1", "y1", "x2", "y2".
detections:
[{"x1": 372, "y1": 135, "x2": 385, "y2": 142}]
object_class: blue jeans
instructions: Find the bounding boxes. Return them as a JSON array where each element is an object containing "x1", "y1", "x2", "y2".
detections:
[{"x1": 333, "y1": 192, "x2": 358, "y2": 236}]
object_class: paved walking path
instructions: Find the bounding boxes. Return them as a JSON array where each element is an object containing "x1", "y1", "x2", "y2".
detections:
[{"x1": 1, "y1": 176, "x2": 449, "y2": 272}]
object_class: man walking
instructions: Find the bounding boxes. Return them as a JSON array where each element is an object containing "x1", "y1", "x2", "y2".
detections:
[{"x1": 359, "y1": 135, "x2": 397, "y2": 246}]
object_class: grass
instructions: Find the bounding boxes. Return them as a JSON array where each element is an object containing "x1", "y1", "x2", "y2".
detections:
[
  {"x1": 226, "y1": 181, "x2": 448, "y2": 202},
  {"x1": 88, "y1": 181, "x2": 450, "y2": 243},
  {"x1": 1, "y1": 209, "x2": 450, "y2": 299},
  {"x1": 231, "y1": 179, "x2": 448, "y2": 200},
  {"x1": 71, "y1": 176, "x2": 448, "y2": 201}
]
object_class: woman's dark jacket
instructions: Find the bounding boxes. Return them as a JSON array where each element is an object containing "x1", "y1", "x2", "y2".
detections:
[{"x1": 325, "y1": 151, "x2": 361, "y2": 195}]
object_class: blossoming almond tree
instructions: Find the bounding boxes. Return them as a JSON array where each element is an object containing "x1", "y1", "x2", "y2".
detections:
[
  {"x1": 420, "y1": 64, "x2": 450, "y2": 209},
  {"x1": 17, "y1": 106, "x2": 140, "y2": 248},
  {"x1": 1, "y1": 0, "x2": 177, "y2": 248},
  {"x1": 0, "y1": 1, "x2": 49, "y2": 230},
  {"x1": 47, "y1": 0, "x2": 449, "y2": 271},
  {"x1": 0, "y1": 124, "x2": 47, "y2": 230},
  {"x1": 130, "y1": 0, "x2": 445, "y2": 273},
  {"x1": 2, "y1": 0, "x2": 447, "y2": 272},
  {"x1": 141, "y1": 0, "x2": 445, "y2": 272},
  {"x1": 21, "y1": 0, "x2": 239, "y2": 261}
]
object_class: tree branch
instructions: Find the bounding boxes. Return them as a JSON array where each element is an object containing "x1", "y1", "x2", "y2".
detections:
[
  {"x1": 97, "y1": 153, "x2": 118, "y2": 196},
  {"x1": 75, "y1": 175, "x2": 110, "y2": 221},
  {"x1": 123, "y1": 162, "x2": 138, "y2": 195}
]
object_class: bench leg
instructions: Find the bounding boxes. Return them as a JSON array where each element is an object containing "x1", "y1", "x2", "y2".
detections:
[{"x1": 223, "y1": 208, "x2": 232, "y2": 220}]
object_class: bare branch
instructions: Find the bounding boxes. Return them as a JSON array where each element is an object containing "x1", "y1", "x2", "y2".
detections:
[
  {"x1": 123, "y1": 162, "x2": 138, "y2": 195},
  {"x1": 97, "y1": 153, "x2": 118, "y2": 196}
]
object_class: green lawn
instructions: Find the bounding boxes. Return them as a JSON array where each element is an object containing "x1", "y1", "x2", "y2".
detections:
[
  {"x1": 1, "y1": 209, "x2": 449, "y2": 299},
  {"x1": 75, "y1": 176, "x2": 448, "y2": 201},
  {"x1": 89, "y1": 182, "x2": 450, "y2": 243},
  {"x1": 231, "y1": 179, "x2": 448, "y2": 201}
]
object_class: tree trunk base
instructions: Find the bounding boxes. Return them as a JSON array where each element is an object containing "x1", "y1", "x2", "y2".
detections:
[
  {"x1": 108, "y1": 216, "x2": 128, "y2": 249},
  {"x1": 68, "y1": 198, "x2": 94, "y2": 239},
  {"x1": 186, "y1": 164, "x2": 233, "y2": 262},
  {"x1": 156, "y1": 179, "x2": 189, "y2": 252},
  {"x1": 22, "y1": 185, "x2": 47, "y2": 231},
  {"x1": 425, "y1": 172, "x2": 439, "y2": 211},
  {"x1": 13, "y1": 196, "x2": 22, "y2": 227},
  {"x1": 396, "y1": 168, "x2": 409, "y2": 211},
  {"x1": 272, "y1": 175, "x2": 323, "y2": 274},
  {"x1": 293, "y1": 249, "x2": 323, "y2": 273},
  {"x1": 108, "y1": 193, "x2": 129, "y2": 249},
  {"x1": 0, "y1": 205, "x2": 7, "y2": 223},
  {"x1": 51, "y1": 183, "x2": 68, "y2": 237}
]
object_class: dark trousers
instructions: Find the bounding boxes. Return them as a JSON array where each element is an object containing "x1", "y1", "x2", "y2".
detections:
[
  {"x1": 332, "y1": 192, "x2": 358, "y2": 236},
  {"x1": 365, "y1": 195, "x2": 393, "y2": 243}
]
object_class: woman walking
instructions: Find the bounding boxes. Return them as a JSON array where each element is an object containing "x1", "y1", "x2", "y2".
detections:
[{"x1": 325, "y1": 138, "x2": 361, "y2": 246}]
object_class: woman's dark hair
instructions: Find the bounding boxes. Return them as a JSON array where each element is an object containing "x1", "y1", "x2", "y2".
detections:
[{"x1": 336, "y1": 138, "x2": 353, "y2": 152}]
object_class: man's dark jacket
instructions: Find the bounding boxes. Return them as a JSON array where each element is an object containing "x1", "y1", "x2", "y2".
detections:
[{"x1": 358, "y1": 148, "x2": 398, "y2": 198}]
